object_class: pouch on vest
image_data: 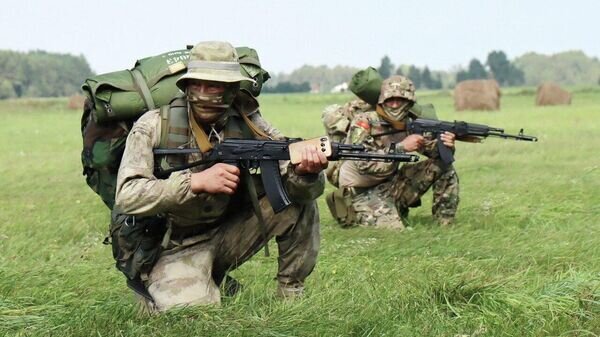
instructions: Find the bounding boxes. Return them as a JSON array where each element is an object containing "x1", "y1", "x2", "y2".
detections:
[{"x1": 109, "y1": 210, "x2": 167, "y2": 281}]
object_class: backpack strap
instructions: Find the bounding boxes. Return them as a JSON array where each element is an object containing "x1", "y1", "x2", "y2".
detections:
[
  {"x1": 157, "y1": 97, "x2": 190, "y2": 171},
  {"x1": 232, "y1": 93, "x2": 271, "y2": 140},
  {"x1": 131, "y1": 69, "x2": 156, "y2": 111}
]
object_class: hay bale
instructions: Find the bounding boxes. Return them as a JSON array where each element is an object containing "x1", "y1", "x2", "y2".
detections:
[
  {"x1": 535, "y1": 82, "x2": 571, "y2": 106},
  {"x1": 454, "y1": 79, "x2": 501, "y2": 111},
  {"x1": 67, "y1": 94, "x2": 86, "y2": 110}
]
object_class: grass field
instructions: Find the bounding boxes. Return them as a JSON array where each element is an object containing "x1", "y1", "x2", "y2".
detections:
[{"x1": 0, "y1": 88, "x2": 599, "y2": 336}]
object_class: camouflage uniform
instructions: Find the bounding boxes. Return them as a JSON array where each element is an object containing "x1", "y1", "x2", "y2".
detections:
[
  {"x1": 324, "y1": 76, "x2": 459, "y2": 229},
  {"x1": 115, "y1": 42, "x2": 324, "y2": 312}
]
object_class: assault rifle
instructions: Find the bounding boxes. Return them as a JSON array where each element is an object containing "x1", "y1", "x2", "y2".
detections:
[
  {"x1": 373, "y1": 118, "x2": 538, "y2": 166},
  {"x1": 153, "y1": 137, "x2": 419, "y2": 213}
]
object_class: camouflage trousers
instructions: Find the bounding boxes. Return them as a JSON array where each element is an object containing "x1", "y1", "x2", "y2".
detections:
[
  {"x1": 339, "y1": 158, "x2": 459, "y2": 228},
  {"x1": 142, "y1": 198, "x2": 320, "y2": 312}
]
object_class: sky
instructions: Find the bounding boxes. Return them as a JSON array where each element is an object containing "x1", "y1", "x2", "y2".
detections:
[{"x1": 1, "y1": 0, "x2": 599, "y2": 75}]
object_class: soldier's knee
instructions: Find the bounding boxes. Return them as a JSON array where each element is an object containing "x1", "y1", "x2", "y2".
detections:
[{"x1": 145, "y1": 246, "x2": 221, "y2": 311}]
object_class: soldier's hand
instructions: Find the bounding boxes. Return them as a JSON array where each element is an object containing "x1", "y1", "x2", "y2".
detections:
[
  {"x1": 440, "y1": 132, "x2": 456, "y2": 148},
  {"x1": 401, "y1": 134, "x2": 426, "y2": 152},
  {"x1": 190, "y1": 163, "x2": 240, "y2": 195},
  {"x1": 294, "y1": 145, "x2": 328, "y2": 175}
]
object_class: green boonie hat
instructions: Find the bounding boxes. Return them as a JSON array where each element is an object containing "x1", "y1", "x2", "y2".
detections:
[
  {"x1": 378, "y1": 75, "x2": 416, "y2": 104},
  {"x1": 176, "y1": 41, "x2": 254, "y2": 90}
]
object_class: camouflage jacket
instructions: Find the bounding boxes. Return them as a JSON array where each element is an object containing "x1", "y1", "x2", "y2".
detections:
[
  {"x1": 115, "y1": 107, "x2": 325, "y2": 231},
  {"x1": 338, "y1": 104, "x2": 439, "y2": 188}
]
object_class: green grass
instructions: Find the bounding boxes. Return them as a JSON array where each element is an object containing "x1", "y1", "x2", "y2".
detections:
[{"x1": 1, "y1": 90, "x2": 599, "y2": 336}]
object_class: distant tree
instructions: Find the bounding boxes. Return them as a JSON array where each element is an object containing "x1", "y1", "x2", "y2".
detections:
[
  {"x1": 514, "y1": 50, "x2": 600, "y2": 86},
  {"x1": 0, "y1": 79, "x2": 16, "y2": 99},
  {"x1": 408, "y1": 65, "x2": 422, "y2": 89},
  {"x1": 271, "y1": 64, "x2": 359, "y2": 92},
  {"x1": 421, "y1": 67, "x2": 433, "y2": 89},
  {"x1": 455, "y1": 69, "x2": 469, "y2": 84},
  {"x1": 508, "y1": 66, "x2": 525, "y2": 86},
  {"x1": 378, "y1": 55, "x2": 394, "y2": 79},
  {"x1": 431, "y1": 73, "x2": 443, "y2": 89},
  {"x1": 467, "y1": 59, "x2": 488, "y2": 79},
  {"x1": 486, "y1": 50, "x2": 523, "y2": 86},
  {"x1": 395, "y1": 67, "x2": 404, "y2": 76},
  {"x1": 0, "y1": 49, "x2": 93, "y2": 97},
  {"x1": 262, "y1": 81, "x2": 310, "y2": 93}
]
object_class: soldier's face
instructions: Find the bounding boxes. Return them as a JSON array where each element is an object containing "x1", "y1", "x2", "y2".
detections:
[
  {"x1": 383, "y1": 97, "x2": 412, "y2": 120},
  {"x1": 188, "y1": 80, "x2": 227, "y2": 96},
  {"x1": 383, "y1": 97, "x2": 409, "y2": 109},
  {"x1": 187, "y1": 79, "x2": 240, "y2": 124}
]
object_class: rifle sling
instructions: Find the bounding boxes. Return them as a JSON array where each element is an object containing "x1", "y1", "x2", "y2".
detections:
[
  {"x1": 239, "y1": 110, "x2": 271, "y2": 140},
  {"x1": 188, "y1": 106, "x2": 214, "y2": 153},
  {"x1": 242, "y1": 169, "x2": 270, "y2": 257}
]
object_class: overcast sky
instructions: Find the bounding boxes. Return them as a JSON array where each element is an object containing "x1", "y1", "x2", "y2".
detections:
[{"x1": 2, "y1": 0, "x2": 598, "y2": 74}]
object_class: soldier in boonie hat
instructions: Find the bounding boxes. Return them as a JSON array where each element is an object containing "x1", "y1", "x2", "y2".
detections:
[{"x1": 115, "y1": 40, "x2": 327, "y2": 313}]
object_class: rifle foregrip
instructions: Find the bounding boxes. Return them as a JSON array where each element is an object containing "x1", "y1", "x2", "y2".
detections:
[{"x1": 260, "y1": 160, "x2": 292, "y2": 213}]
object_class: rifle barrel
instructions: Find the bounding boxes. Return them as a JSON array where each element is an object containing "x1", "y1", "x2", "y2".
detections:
[
  {"x1": 154, "y1": 148, "x2": 201, "y2": 155},
  {"x1": 339, "y1": 152, "x2": 419, "y2": 162},
  {"x1": 488, "y1": 131, "x2": 538, "y2": 141}
]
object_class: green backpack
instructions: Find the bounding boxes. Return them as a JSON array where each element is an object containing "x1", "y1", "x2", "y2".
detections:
[{"x1": 348, "y1": 67, "x2": 439, "y2": 119}]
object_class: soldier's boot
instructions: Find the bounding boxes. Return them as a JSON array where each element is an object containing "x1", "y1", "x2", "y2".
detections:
[
  {"x1": 325, "y1": 188, "x2": 356, "y2": 227},
  {"x1": 325, "y1": 191, "x2": 339, "y2": 222},
  {"x1": 397, "y1": 206, "x2": 410, "y2": 225},
  {"x1": 276, "y1": 281, "x2": 304, "y2": 300},
  {"x1": 222, "y1": 274, "x2": 243, "y2": 297},
  {"x1": 398, "y1": 198, "x2": 422, "y2": 226},
  {"x1": 135, "y1": 294, "x2": 158, "y2": 315},
  {"x1": 436, "y1": 217, "x2": 454, "y2": 227}
]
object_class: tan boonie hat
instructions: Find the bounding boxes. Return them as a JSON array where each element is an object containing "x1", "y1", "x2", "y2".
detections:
[
  {"x1": 176, "y1": 41, "x2": 255, "y2": 90},
  {"x1": 378, "y1": 75, "x2": 416, "y2": 104}
]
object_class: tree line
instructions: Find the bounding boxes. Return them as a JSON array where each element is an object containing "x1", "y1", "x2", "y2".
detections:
[
  {"x1": 0, "y1": 50, "x2": 94, "y2": 99},
  {"x1": 377, "y1": 50, "x2": 524, "y2": 89},
  {"x1": 377, "y1": 56, "x2": 444, "y2": 90},
  {"x1": 268, "y1": 49, "x2": 600, "y2": 93},
  {"x1": 1, "y1": 48, "x2": 599, "y2": 98}
]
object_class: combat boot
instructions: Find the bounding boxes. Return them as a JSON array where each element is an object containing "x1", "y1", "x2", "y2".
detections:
[
  {"x1": 223, "y1": 275, "x2": 243, "y2": 297},
  {"x1": 276, "y1": 282, "x2": 304, "y2": 300},
  {"x1": 435, "y1": 216, "x2": 454, "y2": 227}
]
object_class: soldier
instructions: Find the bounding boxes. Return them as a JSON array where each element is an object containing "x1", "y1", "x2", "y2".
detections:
[
  {"x1": 324, "y1": 75, "x2": 459, "y2": 229},
  {"x1": 114, "y1": 41, "x2": 328, "y2": 312}
]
